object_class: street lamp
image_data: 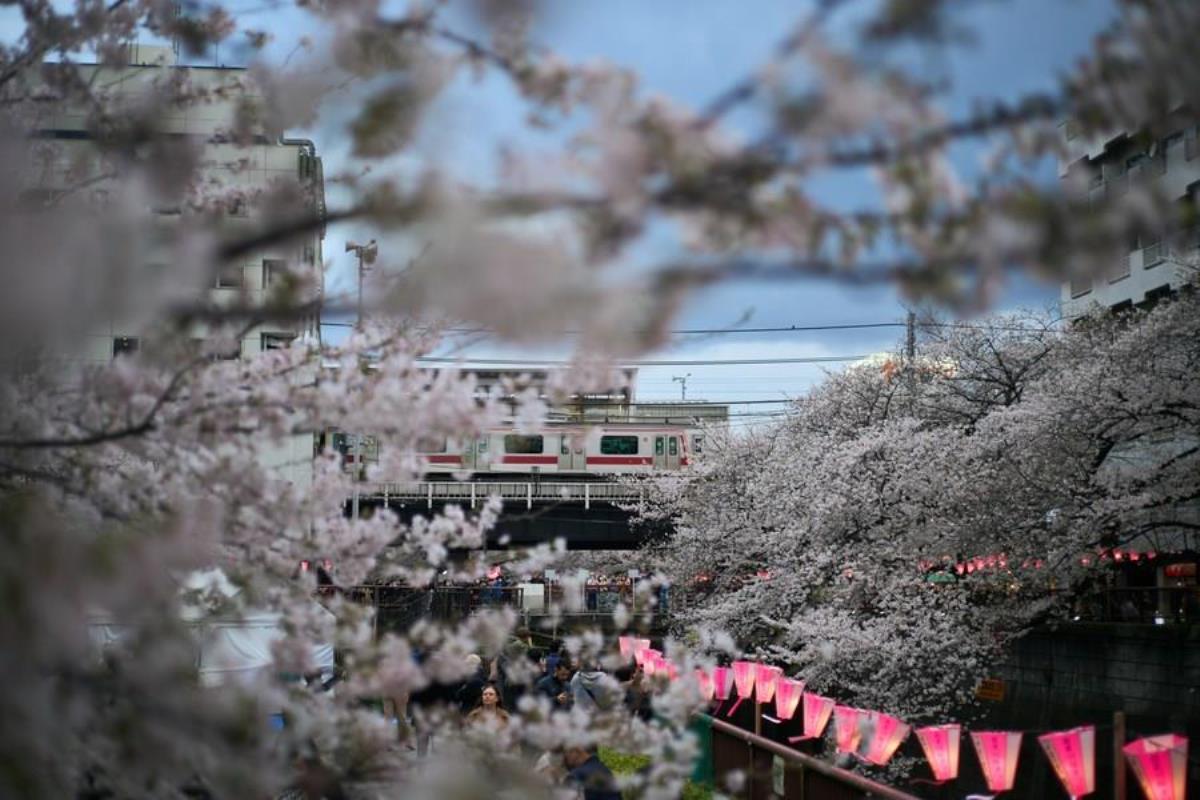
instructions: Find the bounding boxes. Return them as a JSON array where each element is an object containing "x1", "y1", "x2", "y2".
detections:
[
  {"x1": 344, "y1": 239, "x2": 377, "y2": 522},
  {"x1": 345, "y1": 239, "x2": 378, "y2": 332}
]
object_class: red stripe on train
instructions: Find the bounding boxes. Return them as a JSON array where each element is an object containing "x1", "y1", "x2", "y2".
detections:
[
  {"x1": 426, "y1": 455, "x2": 460, "y2": 464},
  {"x1": 499, "y1": 455, "x2": 559, "y2": 464},
  {"x1": 586, "y1": 456, "x2": 654, "y2": 465}
]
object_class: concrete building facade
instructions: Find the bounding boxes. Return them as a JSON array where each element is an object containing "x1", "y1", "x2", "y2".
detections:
[
  {"x1": 21, "y1": 44, "x2": 326, "y2": 486},
  {"x1": 1059, "y1": 117, "x2": 1197, "y2": 318}
]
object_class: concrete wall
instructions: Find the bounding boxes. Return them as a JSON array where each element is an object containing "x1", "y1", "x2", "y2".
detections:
[{"x1": 984, "y1": 623, "x2": 1199, "y2": 797}]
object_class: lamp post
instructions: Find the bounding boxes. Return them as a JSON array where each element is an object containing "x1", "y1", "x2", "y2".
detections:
[
  {"x1": 344, "y1": 239, "x2": 378, "y2": 522},
  {"x1": 345, "y1": 239, "x2": 378, "y2": 333}
]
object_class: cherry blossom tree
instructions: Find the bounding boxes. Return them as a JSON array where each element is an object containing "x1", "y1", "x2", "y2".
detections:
[
  {"x1": 2, "y1": 0, "x2": 1200, "y2": 796},
  {"x1": 647, "y1": 289, "x2": 1200, "y2": 733}
]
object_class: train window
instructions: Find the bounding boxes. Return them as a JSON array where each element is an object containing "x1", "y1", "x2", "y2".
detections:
[
  {"x1": 668, "y1": 437, "x2": 678, "y2": 456},
  {"x1": 561, "y1": 437, "x2": 570, "y2": 455},
  {"x1": 600, "y1": 435, "x2": 639, "y2": 455},
  {"x1": 655, "y1": 437, "x2": 664, "y2": 455},
  {"x1": 692, "y1": 435, "x2": 704, "y2": 454},
  {"x1": 504, "y1": 434, "x2": 543, "y2": 454},
  {"x1": 478, "y1": 437, "x2": 488, "y2": 452},
  {"x1": 420, "y1": 437, "x2": 447, "y2": 453}
]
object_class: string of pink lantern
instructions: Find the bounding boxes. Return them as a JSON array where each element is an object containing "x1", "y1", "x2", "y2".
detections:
[{"x1": 616, "y1": 639, "x2": 1188, "y2": 799}]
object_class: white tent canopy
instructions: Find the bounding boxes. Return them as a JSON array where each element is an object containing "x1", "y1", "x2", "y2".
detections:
[{"x1": 88, "y1": 569, "x2": 335, "y2": 688}]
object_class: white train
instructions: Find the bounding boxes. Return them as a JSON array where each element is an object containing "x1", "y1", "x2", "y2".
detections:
[{"x1": 327, "y1": 423, "x2": 705, "y2": 477}]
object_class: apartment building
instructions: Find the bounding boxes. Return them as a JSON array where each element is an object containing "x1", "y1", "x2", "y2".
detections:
[
  {"x1": 24, "y1": 43, "x2": 325, "y2": 363},
  {"x1": 1059, "y1": 116, "x2": 1197, "y2": 319},
  {"x1": 20, "y1": 43, "x2": 326, "y2": 485}
]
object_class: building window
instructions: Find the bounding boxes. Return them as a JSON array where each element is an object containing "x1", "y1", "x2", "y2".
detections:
[
  {"x1": 216, "y1": 265, "x2": 243, "y2": 289},
  {"x1": 1069, "y1": 274, "x2": 1092, "y2": 298},
  {"x1": 298, "y1": 153, "x2": 319, "y2": 180},
  {"x1": 260, "y1": 332, "x2": 295, "y2": 351},
  {"x1": 112, "y1": 336, "x2": 139, "y2": 358},
  {"x1": 1108, "y1": 253, "x2": 1131, "y2": 283},
  {"x1": 600, "y1": 435, "x2": 639, "y2": 455},
  {"x1": 1143, "y1": 239, "x2": 1164, "y2": 268},
  {"x1": 1145, "y1": 285, "x2": 1173, "y2": 305},
  {"x1": 503, "y1": 434, "x2": 543, "y2": 454},
  {"x1": 227, "y1": 196, "x2": 248, "y2": 217},
  {"x1": 262, "y1": 259, "x2": 286, "y2": 289},
  {"x1": 302, "y1": 244, "x2": 316, "y2": 265}
]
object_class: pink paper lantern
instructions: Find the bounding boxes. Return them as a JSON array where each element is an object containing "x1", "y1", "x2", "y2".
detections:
[
  {"x1": 971, "y1": 731, "x2": 1023, "y2": 793},
  {"x1": 1038, "y1": 725, "x2": 1095, "y2": 799},
  {"x1": 773, "y1": 678, "x2": 805, "y2": 721},
  {"x1": 618, "y1": 636, "x2": 634, "y2": 661},
  {"x1": 641, "y1": 649, "x2": 662, "y2": 675},
  {"x1": 1123, "y1": 734, "x2": 1188, "y2": 800},
  {"x1": 788, "y1": 692, "x2": 835, "y2": 742},
  {"x1": 754, "y1": 664, "x2": 782, "y2": 704},
  {"x1": 695, "y1": 669, "x2": 715, "y2": 701},
  {"x1": 834, "y1": 705, "x2": 864, "y2": 753},
  {"x1": 916, "y1": 724, "x2": 961, "y2": 782},
  {"x1": 732, "y1": 660, "x2": 757, "y2": 699},
  {"x1": 711, "y1": 666, "x2": 733, "y2": 700},
  {"x1": 726, "y1": 660, "x2": 758, "y2": 716},
  {"x1": 859, "y1": 711, "x2": 910, "y2": 766}
]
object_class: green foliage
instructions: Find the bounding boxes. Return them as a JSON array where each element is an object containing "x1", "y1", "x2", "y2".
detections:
[{"x1": 598, "y1": 747, "x2": 712, "y2": 800}]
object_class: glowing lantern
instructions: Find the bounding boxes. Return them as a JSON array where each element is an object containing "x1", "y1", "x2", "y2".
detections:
[
  {"x1": 695, "y1": 669, "x2": 715, "y2": 702},
  {"x1": 788, "y1": 692, "x2": 836, "y2": 742},
  {"x1": 834, "y1": 706, "x2": 864, "y2": 753},
  {"x1": 773, "y1": 678, "x2": 804, "y2": 721},
  {"x1": 635, "y1": 646, "x2": 658, "y2": 668},
  {"x1": 971, "y1": 731, "x2": 1023, "y2": 793},
  {"x1": 618, "y1": 636, "x2": 634, "y2": 661},
  {"x1": 712, "y1": 666, "x2": 733, "y2": 700},
  {"x1": 916, "y1": 724, "x2": 961, "y2": 782},
  {"x1": 859, "y1": 711, "x2": 910, "y2": 766},
  {"x1": 641, "y1": 649, "x2": 662, "y2": 675},
  {"x1": 726, "y1": 660, "x2": 757, "y2": 716},
  {"x1": 732, "y1": 660, "x2": 757, "y2": 697},
  {"x1": 1123, "y1": 734, "x2": 1188, "y2": 800},
  {"x1": 1038, "y1": 725, "x2": 1095, "y2": 799},
  {"x1": 754, "y1": 664, "x2": 782, "y2": 704}
]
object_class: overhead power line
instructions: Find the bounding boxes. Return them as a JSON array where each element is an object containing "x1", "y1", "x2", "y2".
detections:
[
  {"x1": 320, "y1": 319, "x2": 1056, "y2": 335},
  {"x1": 414, "y1": 354, "x2": 870, "y2": 367}
]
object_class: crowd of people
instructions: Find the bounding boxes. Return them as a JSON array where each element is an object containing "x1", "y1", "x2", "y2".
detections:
[{"x1": 381, "y1": 635, "x2": 657, "y2": 800}]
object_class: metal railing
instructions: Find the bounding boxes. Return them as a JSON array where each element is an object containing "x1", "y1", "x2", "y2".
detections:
[
  {"x1": 705, "y1": 715, "x2": 920, "y2": 800},
  {"x1": 368, "y1": 481, "x2": 646, "y2": 509},
  {"x1": 1068, "y1": 586, "x2": 1200, "y2": 625}
]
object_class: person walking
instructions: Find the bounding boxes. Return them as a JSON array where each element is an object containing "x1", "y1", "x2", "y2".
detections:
[
  {"x1": 570, "y1": 661, "x2": 618, "y2": 713},
  {"x1": 464, "y1": 683, "x2": 510, "y2": 729},
  {"x1": 535, "y1": 660, "x2": 573, "y2": 710},
  {"x1": 562, "y1": 744, "x2": 621, "y2": 800}
]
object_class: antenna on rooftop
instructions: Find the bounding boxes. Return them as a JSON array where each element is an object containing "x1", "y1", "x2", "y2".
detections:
[{"x1": 672, "y1": 373, "x2": 691, "y2": 401}]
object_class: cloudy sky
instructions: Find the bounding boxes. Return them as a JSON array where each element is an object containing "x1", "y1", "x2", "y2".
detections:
[
  {"x1": 308, "y1": 0, "x2": 1115, "y2": 410},
  {"x1": 3, "y1": 0, "x2": 1118, "y2": 411}
]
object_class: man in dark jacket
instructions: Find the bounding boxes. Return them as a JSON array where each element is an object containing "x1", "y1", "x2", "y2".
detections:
[
  {"x1": 563, "y1": 745, "x2": 621, "y2": 800},
  {"x1": 534, "y1": 661, "x2": 573, "y2": 709}
]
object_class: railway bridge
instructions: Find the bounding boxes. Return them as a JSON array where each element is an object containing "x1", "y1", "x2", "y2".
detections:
[{"x1": 353, "y1": 479, "x2": 675, "y2": 550}]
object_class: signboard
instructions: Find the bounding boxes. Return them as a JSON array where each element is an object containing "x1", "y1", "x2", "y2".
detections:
[{"x1": 976, "y1": 678, "x2": 1005, "y2": 702}]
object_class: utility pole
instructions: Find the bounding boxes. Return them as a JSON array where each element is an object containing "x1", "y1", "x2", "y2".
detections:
[
  {"x1": 904, "y1": 310, "x2": 917, "y2": 410},
  {"x1": 672, "y1": 373, "x2": 691, "y2": 401},
  {"x1": 344, "y1": 240, "x2": 378, "y2": 522},
  {"x1": 905, "y1": 310, "x2": 916, "y2": 364}
]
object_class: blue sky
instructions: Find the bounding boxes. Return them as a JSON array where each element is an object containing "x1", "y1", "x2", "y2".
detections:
[
  {"x1": 2, "y1": 0, "x2": 1119, "y2": 409},
  {"x1": 312, "y1": 0, "x2": 1115, "y2": 408}
]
